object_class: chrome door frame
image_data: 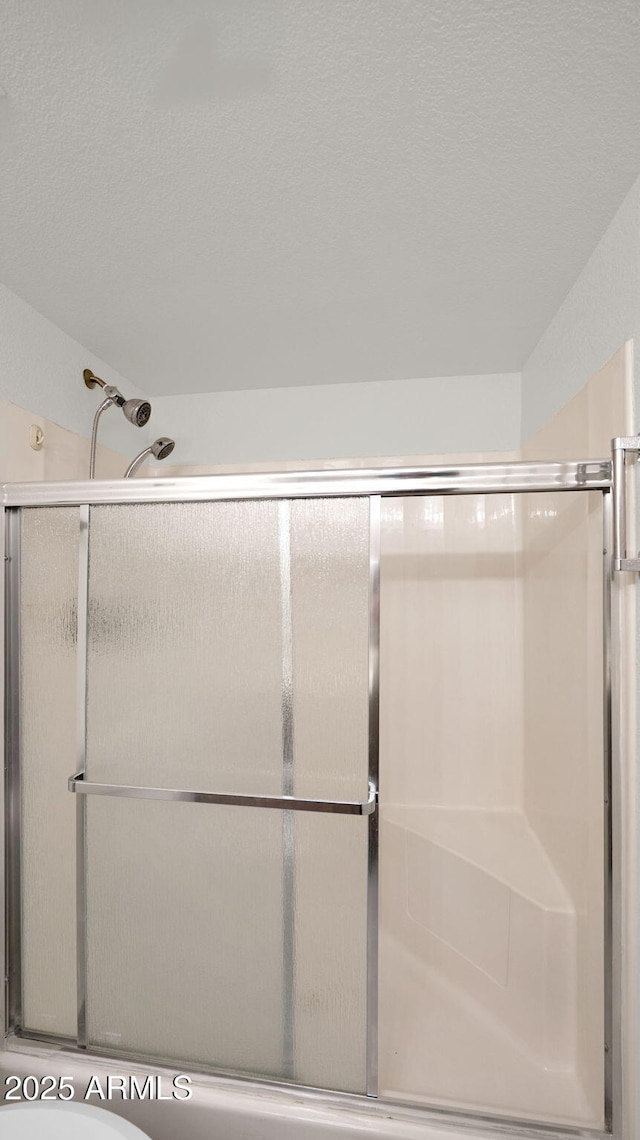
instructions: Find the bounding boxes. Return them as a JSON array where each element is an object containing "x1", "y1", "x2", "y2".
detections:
[{"x1": 1, "y1": 455, "x2": 628, "y2": 1139}]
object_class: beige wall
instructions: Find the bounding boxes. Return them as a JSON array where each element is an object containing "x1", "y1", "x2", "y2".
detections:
[
  {"x1": 520, "y1": 344, "x2": 634, "y2": 1108},
  {"x1": 0, "y1": 395, "x2": 129, "y2": 482},
  {"x1": 377, "y1": 348, "x2": 632, "y2": 1126}
]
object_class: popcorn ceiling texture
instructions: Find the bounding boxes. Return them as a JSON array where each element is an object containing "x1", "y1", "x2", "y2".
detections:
[{"x1": 0, "y1": 0, "x2": 639, "y2": 397}]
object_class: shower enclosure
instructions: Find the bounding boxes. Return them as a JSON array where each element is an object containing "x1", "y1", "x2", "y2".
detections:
[{"x1": 2, "y1": 447, "x2": 634, "y2": 1136}]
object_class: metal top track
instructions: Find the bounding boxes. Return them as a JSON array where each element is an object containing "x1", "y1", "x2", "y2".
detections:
[{"x1": 2, "y1": 459, "x2": 612, "y2": 507}]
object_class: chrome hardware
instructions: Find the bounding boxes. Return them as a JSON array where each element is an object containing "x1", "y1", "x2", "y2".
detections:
[
  {"x1": 68, "y1": 771, "x2": 378, "y2": 816},
  {"x1": 2, "y1": 458, "x2": 613, "y2": 507},
  {"x1": 612, "y1": 436, "x2": 640, "y2": 571}
]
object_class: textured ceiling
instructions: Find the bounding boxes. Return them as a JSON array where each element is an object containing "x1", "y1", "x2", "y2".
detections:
[{"x1": 0, "y1": 1, "x2": 639, "y2": 396}]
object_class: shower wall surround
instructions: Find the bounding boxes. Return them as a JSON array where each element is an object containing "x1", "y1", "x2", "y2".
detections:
[
  {"x1": 0, "y1": 395, "x2": 129, "y2": 482},
  {"x1": 520, "y1": 343, "x2": 636, "y2": 1127},
  {"x1": 377, "y1": 346, "x2": 631, "y2": 1126}
]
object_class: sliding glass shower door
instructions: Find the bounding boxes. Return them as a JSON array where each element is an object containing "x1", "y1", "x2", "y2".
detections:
[
  {"x1": 15, "y1": 496, "x2": 378, "y2": 1093},
  {"x1": 7, "y1": 455, "x2": 615, "y2": 1131}
]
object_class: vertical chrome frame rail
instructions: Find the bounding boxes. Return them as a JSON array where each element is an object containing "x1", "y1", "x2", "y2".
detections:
[
  {"x1": 3, "y1": 455, "x2": 623, "y2": 1138},
  {"x1": 609, "y1": 436, "x2": 639, "y2": 1138},
  {"x1": 366, "y1": 496, "x2": 381, "y2": 1098},
  {"x1": 4, "y1": 510, "x2": 21, "y2": 1036},
  {"x1": 75, "y1": 505, "x2": 90, "y2": 1048},
  {"x1": 279, "y1": 501, "x2": 295, "y2": 1080},
  {"x1": 603, "y1": 490, "x2": 614, "y2": 1132}
]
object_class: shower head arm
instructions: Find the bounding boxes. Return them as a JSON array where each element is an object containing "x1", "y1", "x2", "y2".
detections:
[
  {"x1": 85, "y1": 366, "x2": 154, "y2": 477},
  {"x1": 89, "y1": 396, "x2": 117, "y2": 479},
  {"x1": 124, "y1": 447, "x2": 154, "y2": 479},
  {"x1": 84, "y1": 369, "x2": 120, "y2": 400},
  {"x1": 84, "y1": 368, "x2": 104, "y2": 390}
]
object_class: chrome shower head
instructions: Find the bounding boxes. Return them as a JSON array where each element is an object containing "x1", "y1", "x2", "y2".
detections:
[
  {"x1": 84, "y1": 369, "x2": 152, "y2": 428},
  {"x1": 150, "y1": 437, "x2": 175, "y2": 460},
  {"x1": 85, "y1": 367, "x2": 154, "y2": 478},
  {"x1": 124, "y1": 437, "x2": 176, "y2": 478},
  {"x1": 122, "y1": 398, "x2": 152, "y2": 428}
]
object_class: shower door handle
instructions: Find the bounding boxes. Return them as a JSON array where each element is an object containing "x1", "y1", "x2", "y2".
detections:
[
  {"x1": 68, "y1": 771, "x2": 377, "y2": 816},
  {"x1": 612, "y1": 435, "x2": 640, "y2": 571}
]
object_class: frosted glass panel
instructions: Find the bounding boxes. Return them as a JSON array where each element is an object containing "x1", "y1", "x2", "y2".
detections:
[
  {"x1": 86, "y1": 797, "x2": 368, "y2": 1090},
  {"x1": 290, "y1": 499, "x2": 370, "y2": 801},
  {"x1": 292, "y1": 810, "x2": 368, "y2": 1090},
  {"x1": 83, "y1": 497, "x2": 371, "y2": 1090},
  {"x1": 20, "y1": 507, "x2": 78, "y2": 1036},
  {"x1": 85, "y1": 498, "x2": 371, "y2": 800},
  {"x1": 86, "y1": 501, "x2": 284, "y2": 794},
  {"x1": 86, "y1": 798, "x2": 283, "y2": 1072}
]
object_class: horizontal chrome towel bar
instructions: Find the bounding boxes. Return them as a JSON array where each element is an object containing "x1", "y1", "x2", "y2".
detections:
[{"x1": 68, "y1": 771, "x2": 377, "y2": 816}]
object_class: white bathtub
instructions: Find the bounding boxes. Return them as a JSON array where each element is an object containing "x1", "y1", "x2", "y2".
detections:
[{"x1": 0, "y1": 1043, "x2": 513, "y2": 1140}]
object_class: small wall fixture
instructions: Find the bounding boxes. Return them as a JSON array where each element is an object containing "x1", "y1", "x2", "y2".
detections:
[{"x1": 29, "y1": 425, "x2": 44, "y2": 451}]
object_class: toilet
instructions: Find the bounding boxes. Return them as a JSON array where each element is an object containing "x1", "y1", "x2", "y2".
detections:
[{"x1": 0, "y1": 1101, "x2": 150, "y2": 1139}]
